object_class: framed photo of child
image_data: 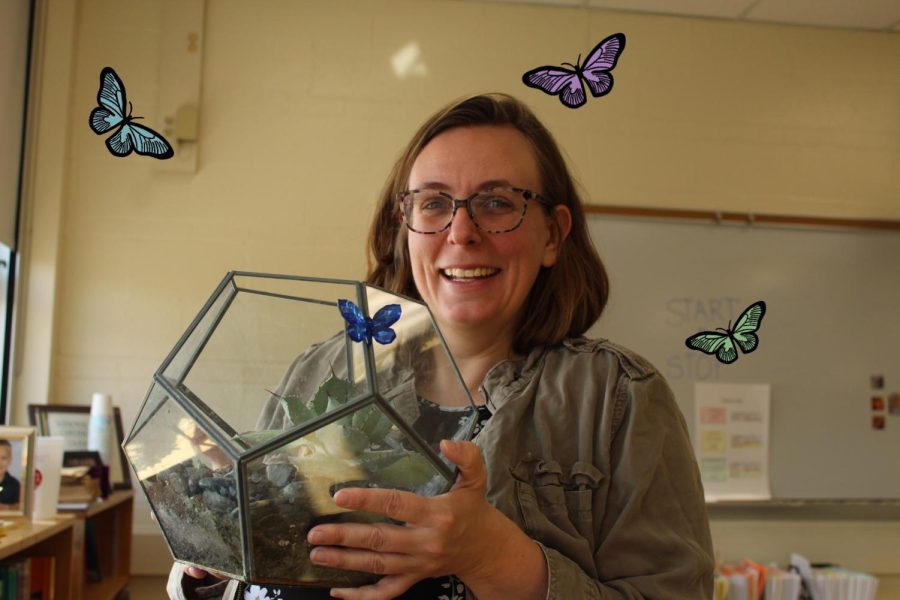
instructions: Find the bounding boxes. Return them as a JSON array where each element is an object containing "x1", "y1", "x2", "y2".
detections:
[{"x1": 0, "y1": 426, "x2": 36, "y2": 518}]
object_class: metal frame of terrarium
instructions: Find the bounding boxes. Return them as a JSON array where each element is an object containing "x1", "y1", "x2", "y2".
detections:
[{"x1": 124, "y1": 271, "x2": 477, "y2": 582}]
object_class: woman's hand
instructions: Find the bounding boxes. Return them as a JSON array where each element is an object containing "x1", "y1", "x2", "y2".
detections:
[
  {"x1": 173, "y1": 564, "x2": 227, "y2": 599},
  {"x1": 183, "y1": 566, "x2": 212, "y2": 579},
  {"x1": 182, "y1": 564, "x2": 227, "y2": 583},
  {"x1": 307, "y1": 439, "x2": 543, "y2": 600}
]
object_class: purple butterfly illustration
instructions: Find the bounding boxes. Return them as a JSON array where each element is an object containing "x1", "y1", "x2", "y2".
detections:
[
  {"x1": 522, "y1": 33, "x2": 626, "y2": 109},
  {"x1": 338, "y1": 299, "x2": 401, "y2": 345}
]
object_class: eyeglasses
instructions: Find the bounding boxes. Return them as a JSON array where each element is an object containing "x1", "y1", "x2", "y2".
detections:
[{"x1": 397, "y1": 186, "x2": 551, "y2": 234}]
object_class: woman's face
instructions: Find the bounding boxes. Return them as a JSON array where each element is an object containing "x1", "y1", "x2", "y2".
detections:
[{"x1": 406, "y1": 125, "x2": 568, "y2": 341}]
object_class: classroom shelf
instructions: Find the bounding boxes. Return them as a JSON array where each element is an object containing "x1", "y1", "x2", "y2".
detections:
[
  {"x1": 61, "y1": 490, "x2": 134, "y2": 600},
  {"x1": 0, "y1": 490, "x2": 134, "y2": 600},
  {"x1": 0, "y1": 516, "x2": 80, "y2": 600}
]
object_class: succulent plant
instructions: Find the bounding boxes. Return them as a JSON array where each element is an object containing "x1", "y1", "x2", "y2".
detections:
[{"x1": 239, "y1": 373, "x2": 436, "y2": 492}]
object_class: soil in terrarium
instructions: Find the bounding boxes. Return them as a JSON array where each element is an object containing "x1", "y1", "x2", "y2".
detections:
[
  {"x1": 148, "y1": 450, "x2": 441, "y2": 587},
  {"x1": 148, "y1": 458, "x2": 400, "y2": 586},
  {"x1": 145, "y1": 375, "x2": 463, "y2": 587}
]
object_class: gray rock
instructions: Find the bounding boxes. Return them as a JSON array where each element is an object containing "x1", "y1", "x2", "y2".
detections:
[
  {"x1": 266, "y1": 463, "x2": 295, "y2": 487},
  {"x1": 202, "y1": 490, "x2": 234, "y2": 513},
  {"x1": 281, "y1": 481, "x2": 304, "y2": 503},
  {"x1": 160, "y1": 469, "x2": 187, "y2": 495}
]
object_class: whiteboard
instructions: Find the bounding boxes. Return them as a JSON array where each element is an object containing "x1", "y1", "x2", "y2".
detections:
[{"x1": 586, "y1": 215, "x2": 900, "y2": 499}]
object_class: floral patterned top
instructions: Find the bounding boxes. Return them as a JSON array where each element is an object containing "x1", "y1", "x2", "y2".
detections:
[{"x1": 395, "y1": 400, "x2": 491, "y2": 599}]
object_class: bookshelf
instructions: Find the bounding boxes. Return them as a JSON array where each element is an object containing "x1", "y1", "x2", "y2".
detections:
[
  {"x1": 0, "y1": 516, "x2": 80, "y2": 600},
  {"x1": 0, "y1": 490, "x2": 134, "y2": 600},
  {"x1": 61, "y1": 490, "x2": 134, "y2": 600}
]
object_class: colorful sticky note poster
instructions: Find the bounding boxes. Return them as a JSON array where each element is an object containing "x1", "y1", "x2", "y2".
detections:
[{"x1": 694, "y1": 382, "x2": 771, "y2": 501}]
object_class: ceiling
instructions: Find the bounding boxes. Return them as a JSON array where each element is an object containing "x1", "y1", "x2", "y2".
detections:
[{"x1": 474, "y1": 0, "x2": 900, "y2": 32}]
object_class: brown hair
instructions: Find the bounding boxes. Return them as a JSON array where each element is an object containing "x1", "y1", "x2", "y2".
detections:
[{"x1": 366, "y1": 93, "x2": 609, "y2": 354}]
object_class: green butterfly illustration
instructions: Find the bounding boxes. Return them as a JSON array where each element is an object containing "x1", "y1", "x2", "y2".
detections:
[{"x1": 684, "y1": 300, "x2": 766, "y2": 364}]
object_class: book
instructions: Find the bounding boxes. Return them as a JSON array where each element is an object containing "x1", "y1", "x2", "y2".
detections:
[
  {"x1": 714, "y1": 573, "x2": 730, "y2": 600},
  {"x1": 83, "y1": 521, "x2": 102, "y2": 583},
  {"x1": 0, "y1": 556, "x2": 56, "y2": 600},
  {"x1": 762, "y1": 565, "x2": 801, "y2": 600},
  {"x1": 14, "y1": 559, "x2": 29, "y2": 600},
  {"x1": 812, "y1": 566, "x2": 878, "y2": 600},
  {"x1": 719, "y1": 561, "x2": 762, "y2": 600},
  {"x1": 789, "y1": 554, "x2": 879, "y2": 600},
  {"x1": 0, "y1": 557, "x2": 28, "y2": 600},
  {"x1": 57, "y1": 467, "x2": 100, "y2": 507},
  {"x1": 28, "y1": 556, "x2": 54, "y2": 600}
]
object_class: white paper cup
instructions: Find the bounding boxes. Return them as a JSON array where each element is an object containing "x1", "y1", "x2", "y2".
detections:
[{"x1": 88, "y1": 392, "x2": 115, "y2": 471}]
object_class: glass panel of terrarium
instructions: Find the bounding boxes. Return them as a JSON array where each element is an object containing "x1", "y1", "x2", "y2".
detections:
[
  {"x1": 129, "y1": 374, "x2": 173, "y2": 439},
  {"x1": 363, "y1": 286, "x2": 477, "y2": 456},
  {"x1": 161, "y1": 276, "x2": 237, "y2": 385},
  {"x1": 124, "y1": 384, "x2": 243, "y2": 578},
  {"x1": 231, "y1": 273, "x2": 358, "y2": 304},
  {"x1": 241, "y1": 405, "x2": 451, "y2": 586},
  {"x1": 180, "y1": 277, "x2": 371, "y2": 452}
]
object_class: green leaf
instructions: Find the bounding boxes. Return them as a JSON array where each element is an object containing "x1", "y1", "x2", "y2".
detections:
[
  {"x1": 311, "y1": 383, "x2": 329, "y2": 415},
  {"x1": 322, "y1": 375, "x2": 355, "y2": 402},
  {"x1": 318, "y1": 424, "x2": 370, "y2": 457},
  {"x1": 312, "y1": 373, "x2": 357, "y2": 417},
  {"x1": 354, "y1": 405, "x2": 389, "y2": 440},
  {"x1": 375, "y1": 453, "x2": 437, "y2": 489},
  {"x1": 351, "y1": 405, "x2": 372, "y2": 430},
  {"x1": 280, "y1": 395, "x2": 315, "y2": 427},
  {"x1": 325, "y1": 396, "x2": 353, "y2": 427},
  {"x1": 366, "y1": 411, "x2": 394, "y2": 443},
  {"x1": 314, "y1": 373, "x2": 357, "y2": 427},
  {"x1": 353, "y1": 448, "x2": 408, "y2": 473}
]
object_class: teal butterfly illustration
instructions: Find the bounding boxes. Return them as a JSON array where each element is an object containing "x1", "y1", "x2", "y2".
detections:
[
  {"x1": 88, "y1": 66, "x2": 174, "y2": 159},
  {"x1": 685, "y1": 300, "x2": 766, "y2": 364}
]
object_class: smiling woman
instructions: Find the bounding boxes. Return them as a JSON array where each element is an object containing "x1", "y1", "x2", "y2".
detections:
[
  {"x1": 169, "y1": 94, "x2": 714, "y2": 600},
  {"x1": 369, "y1": 95, "x2": 609, "y2": 359}
]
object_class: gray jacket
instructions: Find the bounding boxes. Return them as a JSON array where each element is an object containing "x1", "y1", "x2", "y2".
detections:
[{"x1": 168, "y1": 337, "x2": 715, "y2": 599}]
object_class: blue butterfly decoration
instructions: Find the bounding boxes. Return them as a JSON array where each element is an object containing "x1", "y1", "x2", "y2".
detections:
[
  {"x1": 338, "y1": 299, "x2": 401, "y2": 345},
  {"x1": 89, "y1": 66, "x2": 174, "y2": 159}
]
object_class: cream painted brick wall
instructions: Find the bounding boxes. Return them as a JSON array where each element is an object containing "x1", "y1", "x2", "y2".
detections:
[{"x1": 15, "y1": 0, "x2": 900, "y2": 579}]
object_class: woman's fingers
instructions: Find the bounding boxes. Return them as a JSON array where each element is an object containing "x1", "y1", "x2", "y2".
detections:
[
  {"x1": 308, "y1": 523, "x2": 438, "y2": 574},
  {"x1": 182, "y1": 564, "x2": 227, "y2": 581},
  {"x1": 308, "y1": 521, "x2": 428, "y2": 553},
  {"x1": 330, "y1": 486, "x2": 426, "y2": 523},
  {"x1": 309, "y1": 545, "x2": 418, "y2": 576},
  {"x1": 183, "y1": 566, "x2": 209, "y2": 579},
  {"x1": 440, "y1": 439, "x2": 486, "y2": 491}
]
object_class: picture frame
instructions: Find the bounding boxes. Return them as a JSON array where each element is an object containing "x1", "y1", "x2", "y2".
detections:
[
  {"x1": 28, "y1": 404, "x2": 131, "y2": 489},
  {"x1": 0, "y1": 426, "x2": 36, "y2": 519}
]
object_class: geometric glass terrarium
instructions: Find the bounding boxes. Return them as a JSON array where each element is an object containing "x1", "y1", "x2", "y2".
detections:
[{"x1": 122, "y1": 272, "x2": 476, "y2": 587}]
